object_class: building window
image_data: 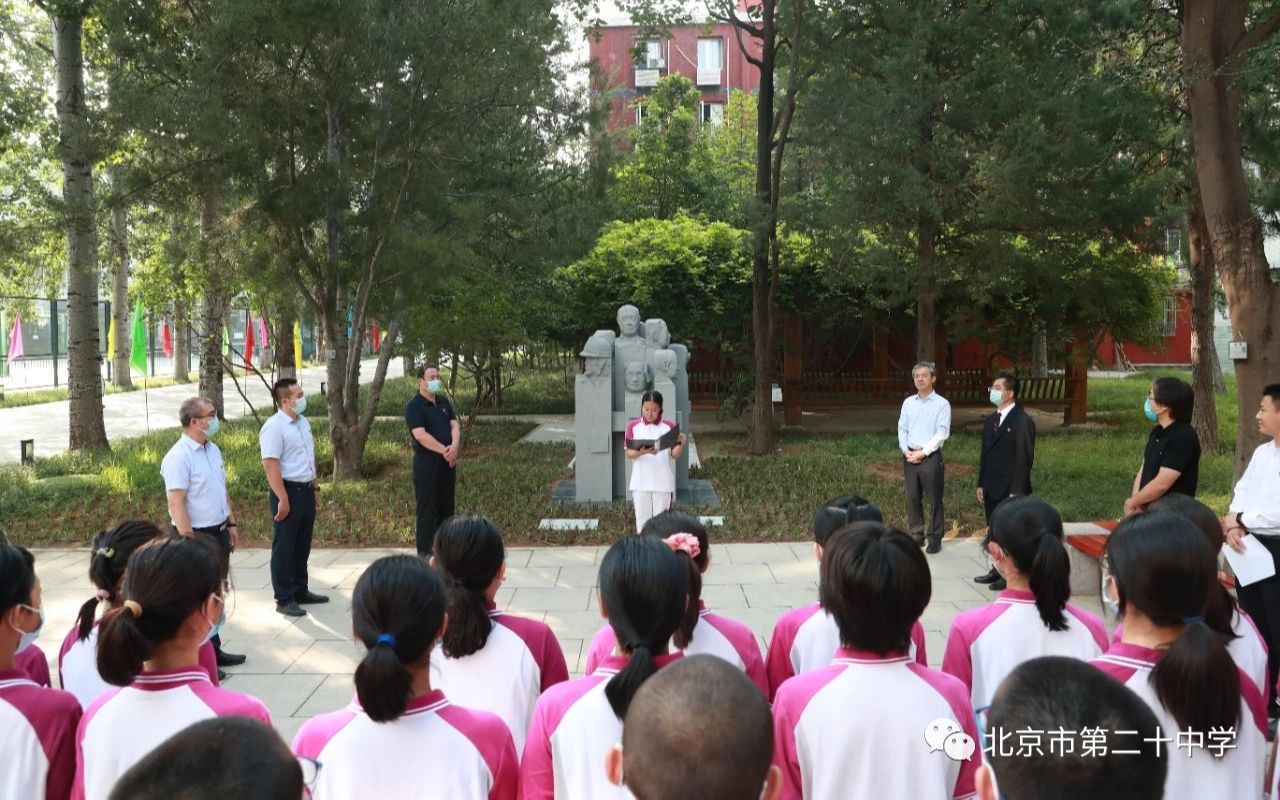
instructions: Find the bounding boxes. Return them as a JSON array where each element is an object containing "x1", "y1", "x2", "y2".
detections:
[
  {"x1": 1156, "y1": 294, "x2": 1178, "y2": 338},
  {"x1": 634, "y1": 102, "x2": 649, "y2": 127},
  {"x1": 639, "y1": 39, "x2": 664, "y2": 69},
  {"x1": 700, "y1": 101, "x2": 724, "y2": 127},
  {"x1": 697, "y1": 38, "x2": 723, "y2": 85}
]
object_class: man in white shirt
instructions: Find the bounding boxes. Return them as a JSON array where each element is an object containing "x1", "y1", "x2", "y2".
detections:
[
  {"x1": 1224, "y1": 382, "x2": 1280, "y2": 717},
  {"x1": 260, "y1": 378, "x2": 327, "y2": 618},
  {"x1": 160, "y1": 396, "x2": 244, "y2": 671},
  {"x1": 897, "y1": 362, "x2": 952, "y2": 555}
]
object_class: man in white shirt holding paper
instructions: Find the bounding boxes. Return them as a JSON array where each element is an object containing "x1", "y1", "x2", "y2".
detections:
[
  {"x1": 1223, "y1": 382, "x2": 1280, "y2": 718},
  {"x1": 897, "y1": 362, "x2": 951, "y2": 555}
]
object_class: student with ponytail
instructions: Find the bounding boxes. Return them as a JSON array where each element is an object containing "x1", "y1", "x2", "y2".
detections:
[
  {"x1": 72, "y1": 534, "x2": 269, "y2": 800},
  {"x1": 0, "y1": 542, "x2": 82, "y2": 800},
  {"x1": 584, "y1": 511, "x2": 766, "y2": 695},
  {"x1": 941, "y1": 496, "x2": 1107, "y2": 707},
  {"x1": 1093, "y1": 512, "x2": 1266, "y2": 799},
  {"x1": 59, "y1": 521, "x2": 220, "y2": 709},
  {"x1": 292, "y1": 554, "x2": 517, "y2": 799},
  {"x1": 521, "y1": 536, "x2": 688, "y2": 799},
  {"x1": 430, "y1": 515, "x2": 568, "y2": 755}
]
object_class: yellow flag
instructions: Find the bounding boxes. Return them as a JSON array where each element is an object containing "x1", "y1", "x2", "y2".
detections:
[
  {"x1": 293, "y1": 321, "x2": 303, "y2": 368},
  {"x1": 107, "y1": 316, "x2": 116, "y2": 356}
]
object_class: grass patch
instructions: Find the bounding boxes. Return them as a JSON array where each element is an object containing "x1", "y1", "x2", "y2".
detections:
[
  {"x1": 0, "y1": 374, "x2": 196, "y2": 409},
  {"x1": 0, "y1": 372, "x2": 1244, "y2": 548}
]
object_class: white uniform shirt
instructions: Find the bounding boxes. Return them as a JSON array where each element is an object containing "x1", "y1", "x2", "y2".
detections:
[
  {"x1": 292, "y1": 690, "x2": 518, "y2": 800},
  {"x1": 772, "y1": 648, "x2": 979, "y2": 800},
  {"x1": 521, "y1": 652, "x2": 683, "y2": 800},
  {"x1": 258, "y1": 409, "x2": 317, "y2": 482},
  {"x1": 430, "y1": 607, "x2": 569, "y2": 757},
  {"x1": 57, "y1": 624, "x2": 220, "y2": 710},
  {"x1": 765, "y1": 601, "x2": 927, "y2": 700},
  {"x1": 626, "y1": 418, "x2": 676, "y2": 493},
  {"x1": 0, "y1": 670, "x2": 81, "y2": 800},
  {"x1": 898, "y1": 391, "x2": 952, "y2": 455},
  {"x1": 1111, "y1": 607, "x2": 1270, "y2": 699},
  {"x1": 583, "y1": 602, "x2": 768, "y2": 696},
  {"x1": 941, "y1": 589, "x2": 1108, "y2": 709},
  {"x1": 74, "y1": 667, "x2": 271, "y2": 800},
  {"x1": 159, "y1": 433, "x2": 230, "y2": 527},
  {"x1": 1093, "y1": 643, "x2": 1267, "y2": 800},
  {"x1": 1230, "y1": 441, "x2": 1280, "y2": 537}
]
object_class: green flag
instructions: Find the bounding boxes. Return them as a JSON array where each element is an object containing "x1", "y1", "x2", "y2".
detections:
[
  {"x1": 129, "y1": 300, "x2": 148, "y2": 375},
  {"x1": 221, "y1": 323, "x2": 230, "y2": 356}
]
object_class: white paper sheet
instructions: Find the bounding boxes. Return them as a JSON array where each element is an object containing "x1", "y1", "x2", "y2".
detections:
[{"x1": 1223, "y1": 534, "x2": 1277, "y2": 587}]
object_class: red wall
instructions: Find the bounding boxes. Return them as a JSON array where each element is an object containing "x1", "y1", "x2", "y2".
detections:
[
  {"x1": 1094, "y1": 289, "x2": 1193, "y2": 366},
  {"x1": 588, "y1": 23, "x2": 763, "y2": 134}
]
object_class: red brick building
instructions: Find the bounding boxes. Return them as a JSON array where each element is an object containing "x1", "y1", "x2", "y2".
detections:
[{"x1": 588, "y1": 6, "x2": 763, "y2": 135}]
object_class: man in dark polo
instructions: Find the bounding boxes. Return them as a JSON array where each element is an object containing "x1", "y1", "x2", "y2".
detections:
[{"x1": 405, "y1": 364, "x2": 461, "y2": 555}]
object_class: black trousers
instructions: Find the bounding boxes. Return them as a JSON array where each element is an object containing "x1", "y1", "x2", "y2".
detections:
[
  {"x1": 1237, "y1": 534, "x2": 1280, "y2": 714},
  {"x1": 904, "y1": 451, "x2": 946, "y2": 542},
  {"x1": 175, "y1": 523, "x2": 231, "y2": 652},
  {"x1": 983, "y1": 490, "x2": 1008, "y2": 525},
  {"x1": 270, "y1": 483, "x2": 316, "y2": 605},
  {"x1": 414, "y1": 452, "x2": 456, "y2": 555}
]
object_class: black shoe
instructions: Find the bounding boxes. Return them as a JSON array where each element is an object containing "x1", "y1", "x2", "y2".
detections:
[
  {"x1": 217, "y1": 668, "x2": 228, "y2": 682},
  {"x1": 925, "y1": 537, "x2": 942, "y2": 555},
  {"x1": 974, "y1": 568, "x2": 1001, "y2": 584},
  {"x1": 910, "y1": 532, "x2": 926, "y2": 547},
  {"x1": 216, "y1": 650, "x2": 247, "y2": 667},
  {"x1": 296, "y1": 590, "x2": 330, "y2": 605},
  {"x1": 1268, "y1": 716, "x2": 1278, "y2": 742},
  {"x1": 989, "y1": 577, "x2": 1008, "y2": 591},
  {"x1": 277, "y1": 601, "x2": 307, "y2": 617}
]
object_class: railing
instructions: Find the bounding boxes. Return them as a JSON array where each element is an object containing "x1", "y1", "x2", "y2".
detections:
[{"x1": 689, "y1": 369, "x2": 1076, "y2": 408}]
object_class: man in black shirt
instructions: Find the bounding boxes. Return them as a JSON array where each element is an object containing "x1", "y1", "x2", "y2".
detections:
[
  {"x1": 1124, "y1": 377, "x2": 1200, "y2": 516},
  {"x1": 405, "y1": 364, "x2": 461, "y2": 554}
]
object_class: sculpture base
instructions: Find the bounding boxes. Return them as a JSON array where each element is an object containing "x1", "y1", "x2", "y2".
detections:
[{"x1": 552, "y1": 479, "x2": 721, "y2": 508}]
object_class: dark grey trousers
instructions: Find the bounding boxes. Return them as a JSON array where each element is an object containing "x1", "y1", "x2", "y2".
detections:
[{"x1": 904, "y1": 451, "x2": 946, "y2": 542}]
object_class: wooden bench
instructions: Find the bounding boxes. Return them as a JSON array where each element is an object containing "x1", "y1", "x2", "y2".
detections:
[{"x1": 1065, "y1": 520, "x2": 1236, "y2": 591}]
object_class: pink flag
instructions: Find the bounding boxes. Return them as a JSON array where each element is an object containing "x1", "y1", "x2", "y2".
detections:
[
  {"x1": 257, "y1": 316, "x2": 269, "y2": 358},
  {"x1": 6, "y1": 314, "x2": 23, "y2": 366}
]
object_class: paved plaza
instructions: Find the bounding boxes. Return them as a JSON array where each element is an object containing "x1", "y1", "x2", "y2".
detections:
[{"x1": 30, "y1": 539, "x2": 1106, "y2": 742}]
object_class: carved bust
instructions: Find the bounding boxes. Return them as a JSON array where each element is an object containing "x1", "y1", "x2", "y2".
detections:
[
  {"x1": 644, "y1": 318, "x2": 671, "y2": 350},
  {"x1": 653, "y1": 349, "x2": 678, "y2": 380},
  {"x1": 623, "y1": 361, "x2": 651, "y2": 393}
]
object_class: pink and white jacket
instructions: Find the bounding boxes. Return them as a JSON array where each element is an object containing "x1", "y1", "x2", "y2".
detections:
[{"x1": 0, "y1": 668, "x2": 82, "y2": 800}]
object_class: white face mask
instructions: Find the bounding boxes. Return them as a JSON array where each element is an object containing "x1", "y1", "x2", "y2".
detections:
[
  {"x1": 200, "y1": 595, "x2": 225, "y2": 647},
  {"x1": 11, "y1": 604, "x2": 43, "y2": 655}
]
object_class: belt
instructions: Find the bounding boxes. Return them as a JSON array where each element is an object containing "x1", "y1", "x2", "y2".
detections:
[
  {"x1": 192, "y1": 521, "x2": 229, "y2": 535},
  {"x1": 906, "y1": 449, "x2": 939, "y2": 457},
  {"x1": 283, "y1": 479, "x2": 315, "y2": 489}
]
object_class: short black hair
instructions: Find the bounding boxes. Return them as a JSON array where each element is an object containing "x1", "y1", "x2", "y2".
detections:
[
  {"x1": 986, "y1": 657, "x2": 1166, "y2": 800},
  {"x1": 107, "y1": 717, "x2": 303, "y2": 800},
  {"x1": 819, "y1": 522, "x2": 930, "y2": 654},
  {"x1": 1263, "y1": 383, "x2": 1280, "y2": 407},
  {"x1": 271, "y1": 377, "x2": 299, "y2": 408},
  {"x1": 622, "y1": 655, "x2": 773, "y2": 800},
  {"x1": 0, "y1": 542, "x2": 36, "y2": 617},
  {"x1": 995, "y1": 371, "x2": 1019, "y2": 398},
  {"x1": 417, "y1": 363, "x2": 440, "y2": 380},
  {"x1": 812, "y1": 495, "x2": 883, "y2": 547},
  {"x1": 1151, "y1": 377, "x2": 1194, "y2": 423}
]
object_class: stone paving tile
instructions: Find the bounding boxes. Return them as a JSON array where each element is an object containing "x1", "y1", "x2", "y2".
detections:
[
  {"x1": 527, "y1": 546, "x2": 600, "y2": 567},
  {"x1": 742, "y1": 582, "x2": 818, "y2": 609},
  {"x1": 722, "y1": 543, "x2": 799, "y2": 564},
  {"x1": 506, "y1": 586, "x2": 594, "y2": 613},
  {"x1": 702, "y1": 563, "x2": 777, "y2": 586},
  {"x1": 221, "y1": 673, "x2": 326, "y2": 719}
]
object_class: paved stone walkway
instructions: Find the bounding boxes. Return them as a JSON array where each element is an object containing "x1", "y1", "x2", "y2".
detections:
[
  {"x1": 0, "y1": 358, "x2": 403, "y2": 464},
  {"x1": 29, "y1": 540, "x2": 1106, "y2": 742}
]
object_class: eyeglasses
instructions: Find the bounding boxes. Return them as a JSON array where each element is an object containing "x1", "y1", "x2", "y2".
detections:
[{"x1": 298, "y1": 756, "x2": 322, "y2": 798}]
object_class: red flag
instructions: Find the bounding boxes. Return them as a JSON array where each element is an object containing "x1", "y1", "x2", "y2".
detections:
[
  {"x1": 372, "y1": 320, "x2": 381, "y2": 353},
  {"x1": 244, "y1": 311, "x2": 255, "y2": 369},
  {"x1": 161, "y1": 317, "x2": 174, "y2": 357}
]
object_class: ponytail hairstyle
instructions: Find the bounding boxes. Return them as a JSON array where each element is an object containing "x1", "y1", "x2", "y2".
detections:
[
  {"x1": 97, "y1": 535, "x2": 223, "y2": 687},
  {"x1": 433, "y1": 515, "x2": 504, "y2": 658},
  {"x1": 820, "y1": 522, "x2": 931, "y2": 655},
  {"x1": 1145, "y1": 494, "x2": 1239, "y2": 642},
  {"x1": 0, "y1": 542, "x2": 36, "y2": 619},
  {"x1": 641, "y1": 510, "x2": 708, "y2": 649},
  {"x1": 1107, "y1": 512, "x2": 1239, "y2": 741},
  {"x1": 986, "y1": 496, "x2": 1071, "y2": 632},
  {"x1": 77, "y1": 520, "x2": 166, "y2": 641},
  {"x1": 352, "y1": 555, "x2": 446, "y2": 723},
  {"x1": 812, "y1": 495, "x2": 884, "y2": 547},
  {"x1": 599, "y1": 536, "x2": 688, "y2": 719}
]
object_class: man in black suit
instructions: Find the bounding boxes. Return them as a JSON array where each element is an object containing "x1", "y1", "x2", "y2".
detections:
[{"x1": 974, "y1": 372, "x2": 1036, "y2": 591}]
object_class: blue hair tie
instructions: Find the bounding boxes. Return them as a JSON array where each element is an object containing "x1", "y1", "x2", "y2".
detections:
[
  {"x1": 1183, "y1": 615, "x2": 1204, "y2": 625},
  {"x1": 376, "y1": 633, "x2": 397, "y2": 648}
]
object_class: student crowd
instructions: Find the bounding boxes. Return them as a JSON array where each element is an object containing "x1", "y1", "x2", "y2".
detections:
[{"x1": 2, "y1": 380, "x2": 1279, "y2": 800}]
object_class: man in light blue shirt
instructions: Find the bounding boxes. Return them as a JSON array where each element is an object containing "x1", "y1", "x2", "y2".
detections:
[
  {"x1": 260, "y1": 377, "x2": 326, "y2": 618},
  {"x1": 897, "y1": 362, "x2": 951, "y2": 554},
  {"x1": 160, "y1": 395, "x2": 244, "y2": 670}
]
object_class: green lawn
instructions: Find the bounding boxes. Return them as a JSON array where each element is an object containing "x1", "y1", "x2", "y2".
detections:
[
  {"x1": 0, "y1": 375, "x2": 195, "y2": 409},
  {"x1": 0, "y1": 370, "x2": 1244, "y2": 547}
]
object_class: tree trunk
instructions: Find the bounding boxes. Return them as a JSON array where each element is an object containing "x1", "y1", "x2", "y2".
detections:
[
  {"x1": 1182, "y1": 0, "x2": 1279, "y2": 478},
  {"x1": 198, "y1": 177, "x2": 227, "y2": 415},
  {"x1": 276, "y1": 311, "x2": 297, "y2": 379},
  {"x1": 915, "y1": 214, "x2": 939, "y2": 367},
  {"x1": 50, "y1": 9, "x2": 108, "y2": 450},
  {"x1": 172, "y1": 296, "x2": 190, "y2": 382},
  {"x1": 1187, "y1": 191, "x2": 1220, "y2": 453},
  {"x1": 1032, "y1": 327, "x2": 1049, "y2": 378},
  {"x1": 748, "y1": 0, "x2": 778, "y2": 456},
  {"x1": 108, "y1": 167, "x2": 132, "y2": 390}
]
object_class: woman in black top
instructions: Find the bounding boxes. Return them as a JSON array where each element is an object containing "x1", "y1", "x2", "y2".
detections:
[{"x1": 1123, "y1": 377, "x2": 1201, "y2": 516}]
